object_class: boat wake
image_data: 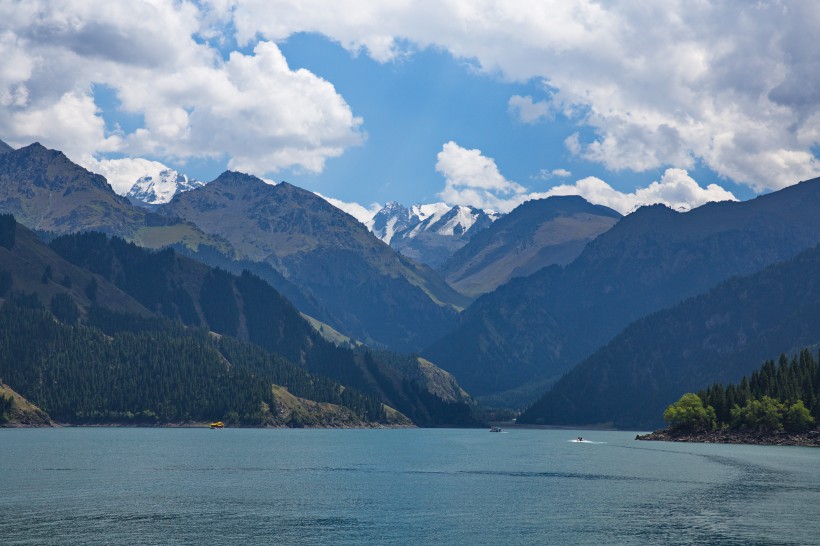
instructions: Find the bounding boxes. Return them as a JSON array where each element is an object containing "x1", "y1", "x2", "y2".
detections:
[{"x1": 569, "y1": 439, "x2": 606, "y2": 444}]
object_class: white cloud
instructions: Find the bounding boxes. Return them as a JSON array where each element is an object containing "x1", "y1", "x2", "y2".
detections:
[
  {"x1": 434, "y1": 141, "x2": 735, "y2": 214},
  {"x1": 533, "y1": 168, "x2": 737, "y2": 215},
  {"x1": 0, "y1": 0, "x2": 363, "y2": 177},
  {"x1": 216, "y1": 0, "x2": 820, "y2": 192},
  {"x1": 82, "y1": 156, "x2": 174, "y2": 195},
  {"x1": 508, "y1": 95, "x2": 552, "y2": 124},
  {"x1": 533, "y1": 168, "x2": 572, "y2": 180},
  {"x1": 315, "y1": 192, "x2": 381, "y2": 224},
  {"x1": 435, "y1": 141, "x2": 526, "y2": 211}
]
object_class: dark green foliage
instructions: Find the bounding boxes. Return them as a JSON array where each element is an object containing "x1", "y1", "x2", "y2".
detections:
[
  {"x1": 199, "y1": 269, "x2": 239, "y2": 336},
  {"x1": 697, "y1": 349, "x2": 820, "y2": 432},
  {"x1": 48, "y1": 230, "x2": 473, "y2": 426},
  {"x1": 9, "y1": 291, "x2": 42, "y2": 310},
  {"x1": 0, "y1": 302, "x2": 270, "y2": 424},
  {"x1": 85, "y1": 277, "x2": 97, "y2": 301},
  {"x1": 0, "y1": 214, "x2": 15, "y2": 249},
  {"x1": 0, "y1": 269, "x2": 11, "y2": 297},
  {"x1": 41, "y1": 264, "x2": 52, "y2": 284},
  {"x1": 60, "y1": 273, "x2": 72, "y2": 288},
  {"x1": 87, "y1": 305, "x2": 385, "y2": 422},
  {"x1": 0, "y1": 393, "x2": 12, "y2": 423},
  {"x1": 50, "y1": 292, "x2": 79, "y2": 325}
]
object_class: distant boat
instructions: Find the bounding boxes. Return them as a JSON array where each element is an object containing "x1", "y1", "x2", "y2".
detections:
[
  {"x1": 489, "y1": 426, "x2": 502, "y2": 432},
  {"x1": 210, "y1": 421, "x2": 224, "y2": 429}
]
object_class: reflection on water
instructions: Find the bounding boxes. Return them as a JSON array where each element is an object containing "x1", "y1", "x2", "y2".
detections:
[{"x1": 1, "y1": 428, "x2": 819, "y2": 545}]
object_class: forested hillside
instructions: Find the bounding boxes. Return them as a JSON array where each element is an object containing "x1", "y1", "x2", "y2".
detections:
[
  {"x1": 427, "y1": 177, "x2": 820, "y2": 405},
  {"x1": 519, "y1": 242, "x2": 820, "y2": 428},
  {"x1": 0, "y1": 301, "x2": 387, "y2": 426}
]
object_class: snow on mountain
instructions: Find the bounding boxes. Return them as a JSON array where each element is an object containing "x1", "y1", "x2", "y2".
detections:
[
  {"x1": 126, "y1": 169, "x2": 205, "y2": 205},
  {"x1": 367, "y1": 202, "x2": 417, "y2": 244},
  {"x1": 361, "y1": 201, "x2": 501, "y2": 269}
]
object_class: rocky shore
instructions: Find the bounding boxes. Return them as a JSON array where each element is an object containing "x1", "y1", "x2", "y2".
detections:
[{"x1": 636, "y1": 429, "x2": 820, "y2": 447}]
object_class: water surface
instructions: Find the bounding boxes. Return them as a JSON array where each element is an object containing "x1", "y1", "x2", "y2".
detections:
[{"x1": 2, "y1": 428, "x2": 818, "y2": 544}]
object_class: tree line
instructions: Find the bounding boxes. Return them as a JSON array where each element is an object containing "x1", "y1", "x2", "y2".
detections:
[
  {"x1": 0, "y1": 300, "x2": 386, "y2": 425},
  {"x1": 664, "y1": 348, "x2": 820, "y2": 433}
]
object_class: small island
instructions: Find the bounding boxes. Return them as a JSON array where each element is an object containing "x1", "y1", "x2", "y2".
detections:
[{"x1": 637, "y1": 350, "x2": 820, "y2": 447}]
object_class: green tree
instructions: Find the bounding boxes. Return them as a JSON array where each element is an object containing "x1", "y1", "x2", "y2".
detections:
[
  {"x1": 784, "y1": 400, "x2": 815, "y2": 432},
  {"x1": 664, "y1": 393, "x2": 716, "y2": 432},
  {"x1": 50, "y1": 293, "x2": 79, "y2": 325},
  {"x1": 730, "y1": 396, "x2": 784, "y2": 432},
  {"x1": 0, "y1": 214, "x2": 15, "y2": 249}
]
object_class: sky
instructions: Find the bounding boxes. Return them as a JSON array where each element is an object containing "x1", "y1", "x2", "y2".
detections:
[{"x1": 2, "y1": 1, "x2": 819, "y2": 220}]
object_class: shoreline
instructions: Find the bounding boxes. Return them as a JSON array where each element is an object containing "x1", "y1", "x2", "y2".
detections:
[{"x1": 636, "y1": 429, "x2": 820, "y2": 447}]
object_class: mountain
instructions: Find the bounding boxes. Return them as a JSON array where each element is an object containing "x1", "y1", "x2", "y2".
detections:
[
  {"x1": 127, "y1": 168, "x2": 205, "y2": 206},
  {"x1": 441, "y1": 196, "x2": 621, "y2": 297},
  {"x1": 519, "y1": 242, "x2": 820, "y2": 429},
  {"x1": 47, "y1": 227, "x2": 477, "y2": 426},
  {"x1": 0, "y1": 142, "x2": 227, "y2": 252},
  {"x1": 368, "y1": 202, "x2": 500, "y2": 269},
  {"x1": 368, "y1": 201, "x2": 422, "y2": 243},
  {"x1": 163, "y1": 172, "x2": 470, "y2": 352},
  {"x1": 0, "y1": 215, "x2": 476, "y2": 426},
  {"x1": 425, "y1": 177, "x2": 820, "y2": 405},
  {"x1": 0, "y1": 215, "x2": 152, "y2": 318},
  {"x1": 0, "y1": 139, "x2": 13, "y2": 155}
]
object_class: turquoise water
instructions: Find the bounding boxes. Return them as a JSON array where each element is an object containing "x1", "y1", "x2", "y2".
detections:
[{"x1": 1, "y1": 428, "x2": 819, "y2": 545}]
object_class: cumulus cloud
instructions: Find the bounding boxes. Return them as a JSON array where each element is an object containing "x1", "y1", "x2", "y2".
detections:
[
  {"x1": 536, "y1": 168, "x2": 738, "y2": 214},
  {"x1": 433, "y1": 142, "x2": 735, "y2": 214},
  {"x1": 0, "y1": 0, "x2": 363, "y2": 177},
  {"x1": 315, "y1": 192, "x2": 381, "y2": 224},
  {"x1": 215, "y1": 0, "x2": 820, "y2": 191},
  {"x1": 82, "y1": 156, "x2": 175, "y2": 195},
  {"x1": 435, "y1": 141, "x2": 526, "y2": 211},
  {"x1": 508, "y1": 95, "x2": 552, "y2": 124}
]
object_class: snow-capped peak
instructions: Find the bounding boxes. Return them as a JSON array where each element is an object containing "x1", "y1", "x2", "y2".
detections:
[{"x1": 127, "y1": 169, "x2": 205, "y2": 205}]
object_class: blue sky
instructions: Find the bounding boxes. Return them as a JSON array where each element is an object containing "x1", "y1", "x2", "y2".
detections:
[{"x1": 2, "y1": 1, "x2": 818, "y2": 217}]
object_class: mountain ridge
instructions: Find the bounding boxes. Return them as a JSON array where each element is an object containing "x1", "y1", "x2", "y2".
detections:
[
  {"x1": 425, "y1": 176, "x2": 820, "y2": 404},
  {"x1": 163, "y1": 172, "x2": 469, "y2": 352}
]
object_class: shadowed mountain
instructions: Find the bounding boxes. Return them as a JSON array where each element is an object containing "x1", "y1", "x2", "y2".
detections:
[
  {"x1": 0, "y1": 215, "x2": 476, "y2": 427},
  {"x1": 425, "y1": 177, "x2": 820, "y2": 405},
  {"x1": 0, "y1": 139, "x2": 13, "y2": 155},
  {"x1": 163, "y1": 172, "x2": 470, "y2": 352},
  {"x1": 519, "y1": 243, "x2": 820, "y2": 429},
  {"x1": 441, "y1": 196, "x2": 620, "y2": 297},
  {"x1": 0, "y1": 215, "x2": 151, "y2": 318}
]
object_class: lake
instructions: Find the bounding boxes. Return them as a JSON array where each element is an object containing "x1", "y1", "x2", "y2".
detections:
[{"x1": 1, "y1": 428, "x2": 819, "y2": 545}]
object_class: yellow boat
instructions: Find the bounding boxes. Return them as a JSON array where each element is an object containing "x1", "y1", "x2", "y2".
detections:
[{"x1": 210, "y1": 421, "x2": 224, "y2": 429}]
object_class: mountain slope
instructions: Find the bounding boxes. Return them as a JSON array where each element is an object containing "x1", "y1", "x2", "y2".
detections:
[
  {"x1": 519, "y1": 243, "x2": 820, "y2": 429},
  {"x1": 0, "y1": 142, "x2": 228, "y2": 252},
  {"x1": 441, "y1": 196, "x2": 621, "y2": 297},
  {"x1": 0, "y1": 215, "x2": 151, "y2": 317},
  {"x1": 48, "y1": 229, "x2": 476, "y2": 426},
  {"x1": 163, "y1": 172, "x2": 469, "y2": 352},
  {"x1": 425, "y1": 177, "x2": 820, "y2": 403}
]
